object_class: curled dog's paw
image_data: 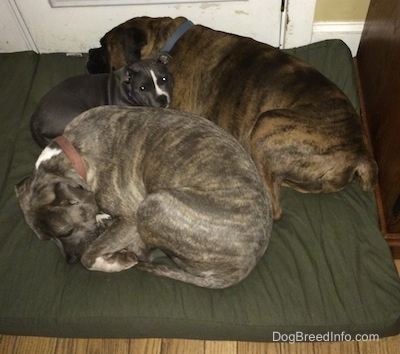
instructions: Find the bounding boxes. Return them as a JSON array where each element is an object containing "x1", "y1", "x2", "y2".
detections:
[
  {"x1": 88, "y1": 250, "x2": 138, "y2": 273},
  {"x1": 96, "y1": 213, "x2": 112, "y2": 227}
]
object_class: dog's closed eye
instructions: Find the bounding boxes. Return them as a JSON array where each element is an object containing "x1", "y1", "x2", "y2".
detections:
[
  {"x1": 51, "y1": 199, "x2": 78, "y2": 207},
  {"x1": 51, "y1": 181, "x2": 96, "y2": 207},
  {"x1": 58, "y1": 228, "x2": 74, "y2": 238}
]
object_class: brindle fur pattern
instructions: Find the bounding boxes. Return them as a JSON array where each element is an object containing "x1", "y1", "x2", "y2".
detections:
[
  {"x1": 16, "y1": 106, "x2": 272, "y2": 289},
  {"x1": 87, "y1": 17, "x2": 378, "y2": 219}
]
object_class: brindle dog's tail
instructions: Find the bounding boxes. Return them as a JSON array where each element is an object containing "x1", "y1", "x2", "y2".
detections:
[{"x1": 356, "y1": 156, "x2": 378, "y2": 191}]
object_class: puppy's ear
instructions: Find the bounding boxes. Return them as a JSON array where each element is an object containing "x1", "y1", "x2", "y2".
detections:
[
  {"x1": 155, "y1": 52, "x2": 172, "y2": 66},
  {"x1": 52, "y1": 182, "x2": 92, "y2": 207},
  {"x1": 119, "y1": 66, "x2": 132, "y2": 85},
  {"x1": 15, "y1": 175, "x2": 33, "y2": 199},
  {"x1": 122, "y1": 27, "x2": 147, "y2": 65}
]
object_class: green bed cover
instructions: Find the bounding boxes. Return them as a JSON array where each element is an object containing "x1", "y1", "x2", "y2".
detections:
[{"x1": 0, "y1": 40, "x2": 399, "y2": 341}]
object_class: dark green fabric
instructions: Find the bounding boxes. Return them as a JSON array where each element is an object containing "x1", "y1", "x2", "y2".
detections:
[
  {"x1": 284, "y1": 40, "x2": 359, "y2": 111},
  {"x1": 0, "y1": 52, "x2": 38, "y2": 196},
  {"x1": 0, "y1": 42, "x2": 399, "y2": 341}
]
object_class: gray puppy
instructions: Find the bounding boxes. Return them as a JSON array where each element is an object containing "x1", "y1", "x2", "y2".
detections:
[
  {"x1": 30, "y1": 54, "x2": 173, "y2": 147},
  {"x1": 16, "y1": 106, "x2": 272, "y2": 289}
]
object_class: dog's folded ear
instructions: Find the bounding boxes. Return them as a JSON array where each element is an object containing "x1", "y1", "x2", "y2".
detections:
[
  {"x1": 15, "y1": 175, "x2": 33, "y2": 199},
  {"x1": 155, "y1": 52, "x2": 172, "y2": 66},
  {"x1": 52, "y1": 182, "x2": 93, "y2": 207}
]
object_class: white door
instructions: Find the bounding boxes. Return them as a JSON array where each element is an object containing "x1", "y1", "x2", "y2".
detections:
[
  {"x1": 12, "y1": 0, "x2": 285, "y2": 53},
  {"x1": 2, "y1": 0, "x2": 316, "y2": 53},
  {"x1": 0, "y1": 0, "x2": 36, "y2": 52}
]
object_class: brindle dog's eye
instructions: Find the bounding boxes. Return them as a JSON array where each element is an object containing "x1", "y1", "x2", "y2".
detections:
[
  {"x1": 140, "y1": 86, "x2": 146, "y2": 91},
  {"x1": 161, "y1": 76, "x2": 167, "y2": 83},
  {"x1": 59, "y1": 229, "x2": 74, "y2": 238}
]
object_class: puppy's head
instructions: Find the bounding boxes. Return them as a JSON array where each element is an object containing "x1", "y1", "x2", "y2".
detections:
[
  {"x1": 15, "y1": 174, "x2": 105, "y2": 264},
  {"x1": 118, "y1": 53, "x2": 174, "y2": 108},
  {"x1": 86, "y1": 16, "x2": 187, "y2": 73}
]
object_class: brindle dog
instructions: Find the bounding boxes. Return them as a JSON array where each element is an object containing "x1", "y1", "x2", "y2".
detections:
[
  {"x1": 86, "y1": 16, "x2": 378, "y2": 220},
  {"x1": 16, "y1": 106, "x2": 272, "y2": 289}
]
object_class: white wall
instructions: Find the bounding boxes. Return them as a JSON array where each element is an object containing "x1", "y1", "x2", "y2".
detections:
[
  {"x1": 5, "y1": 0, "x2": 283, "y2": 53},
  {"x1": 311, "y1": 22, "x2": 365, "y2": 56}
]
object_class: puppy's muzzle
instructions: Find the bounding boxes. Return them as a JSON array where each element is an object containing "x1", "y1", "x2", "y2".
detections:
[{"x1": 158, "y1": 95, "x2": 169, "y2": 108}]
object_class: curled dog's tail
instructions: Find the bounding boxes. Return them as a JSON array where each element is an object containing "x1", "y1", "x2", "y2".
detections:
[
  {"x1": 30, "y1": 118, "x2": 49, "y2": 148},
  {"x1": 356, "y1": 156, "x2": 378, "y2": 191}
]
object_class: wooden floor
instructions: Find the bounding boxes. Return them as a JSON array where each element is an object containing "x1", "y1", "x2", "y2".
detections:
[
  {"x1": 1, "y1": 260, "x2": 399, "y2": 354},
  {"x1": 0, "y1": 335, "x2": 399, "y2": 354}
]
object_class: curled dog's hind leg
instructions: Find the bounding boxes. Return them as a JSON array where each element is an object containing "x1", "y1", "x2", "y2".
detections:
[
  {"x1": 136, "y1": 191, "x2": 261, "y2": 288},
  {"x1": 135, "y1": 262, "x2": 243, "y2": 289}
]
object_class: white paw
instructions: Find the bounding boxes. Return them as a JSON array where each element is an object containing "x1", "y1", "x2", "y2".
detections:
[
  {"x1": 96, "y1": 213, "x2": 111, "y2": 226},
  {"x1": 89, "y1": 253, "x2": 138, "y2": 273}
]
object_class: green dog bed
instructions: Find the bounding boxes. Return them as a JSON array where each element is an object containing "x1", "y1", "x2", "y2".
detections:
[{"x1": 0, "y1": 40, "x2": 399, "y2": 341}]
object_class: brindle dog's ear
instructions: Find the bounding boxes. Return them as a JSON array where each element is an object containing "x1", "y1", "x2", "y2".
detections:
[
  {"x1": 52, "y1": 182, "x2": 90, "y2": 207},
  {"x1": 15, "y1": 175, "x2": 33, "y2": 198},
  {"x1": 155, "y1": 52, "x2": 172, "y2": 66},
  {"x1": 122, "y1": 27, "x2": 147, "y2": 65}
]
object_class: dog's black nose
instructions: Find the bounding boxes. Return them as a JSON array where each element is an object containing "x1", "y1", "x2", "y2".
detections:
[
  {"x1": 86, "y1": 48, "x2": 109, "y2": 74},
  {"x1": 158, "y1": 95, "x2": 168, "y2": 107}
]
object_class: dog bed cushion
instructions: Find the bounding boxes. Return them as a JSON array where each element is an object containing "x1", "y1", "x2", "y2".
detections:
[{"x1": 0, "y1": 40, "x2": 399, "y2": 341}]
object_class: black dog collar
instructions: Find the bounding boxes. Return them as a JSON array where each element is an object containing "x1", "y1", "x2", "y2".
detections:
[{"x1": 161, "y1": 20, "x2": 194, "y2": 52}]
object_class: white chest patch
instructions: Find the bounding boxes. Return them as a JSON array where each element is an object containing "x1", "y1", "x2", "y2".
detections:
[{"x1": 35, "y1": 146, "x2": 62, "y2": 169}]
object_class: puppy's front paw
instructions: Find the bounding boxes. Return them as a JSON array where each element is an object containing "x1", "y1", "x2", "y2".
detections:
[
  {"x1": 85, "y1": 250, "x2": 138, "y2": 273},
  {"x1": 96, "y1": 213, "x2": 112, "y2": 227}
]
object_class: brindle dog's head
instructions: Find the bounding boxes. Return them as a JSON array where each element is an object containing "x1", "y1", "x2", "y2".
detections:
[
  {"x1": 15, "y1": 173, "x2": 109, "y2": 264},
  {"x1": 87, "y1": 16, "x2": 187, "y2": 73}
]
